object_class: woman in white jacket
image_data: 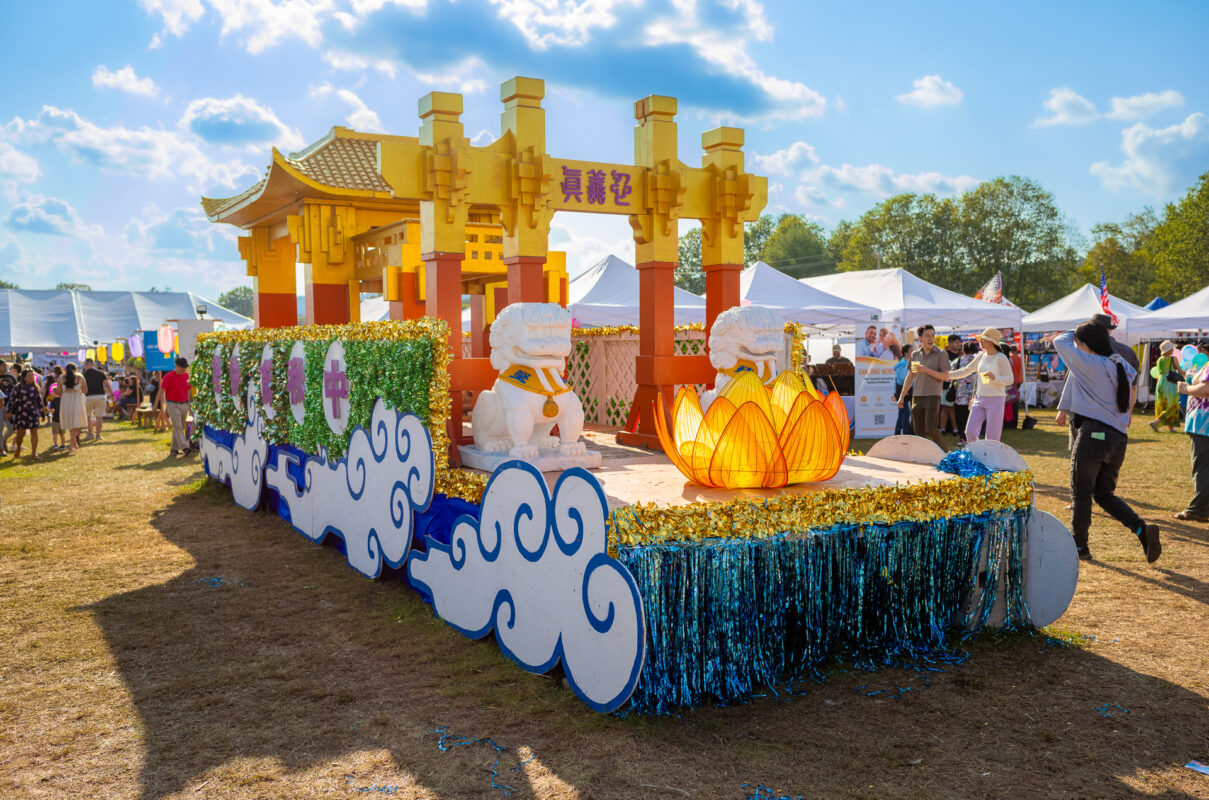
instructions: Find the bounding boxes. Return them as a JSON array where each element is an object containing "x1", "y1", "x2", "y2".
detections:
[{"x1": 947, "y1": 327, "x2": 1015, "y2": 443}]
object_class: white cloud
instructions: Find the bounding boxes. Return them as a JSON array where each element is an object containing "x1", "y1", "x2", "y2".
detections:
[
  {"x1": 140, "y1": 0, "x2": 205, "y2": 47},
  {"x1": 1034, "y1": 87, "x2": 1099, "y2": 126},
  {"x1": 750, "y1": 141, "x2": 818, "y2": 176},
  {"x1": 1105, "y1": 89, "x2": 1184, "y2": 120},
  {"x1": 802, "y1": 163, "x2": 979, "y2": 198},
  {"x1": 0, "y1": 142, "x2": 40, "y2": 184},
  {"x1": 489, "y1": 0, "x2": 640, "y2": 49},
  {"x1": 4, "y1": 105, "x2": 258, "y2": 193},
  {"x1": 471, "y1": 129, "x2": 497, "y2": 146},
  {"x1": 91, "y1": 65, "x2": 160, "y2": 97},
  {"x1": 337, "y1": 89, "x2": 383, "y2": 131},
  {"x1": 410, "y1": 56, "x2": 491, "y2": 94},
  {"x1": 7, "y1": 193, "x2": 101, "y2": 238},
  {"x1": 1091, "y1": 112, "x2": 1209, "y2": 199},
  {"x1": 643, "y1": 7, "x2": 826, "y2": 121},
  {"x1": 794, "y1": 183, "x2": 845, "y2": 209},
  {"x1": 322, "y1": 50, "x2": 400, "y2": 78},
  {"x1": 896, "y1": 75, "x2": 963, "y2": 108},
  {"x1": 179, "y1": 94, "x2": 304, "y2": 151},
  {"x1": 125, "y1": 205, "x2": 238, "y2": 257},
  {"x1": 549, "y1": 215, "x2": 633, "y2": 279}
]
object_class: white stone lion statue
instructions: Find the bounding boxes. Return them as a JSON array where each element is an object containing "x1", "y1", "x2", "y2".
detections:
[
  {"x1": 701, "y1": 305, "x2": 784, "y2": 410},
  {"x1": 471, "y1": 302, "x2": 588, "y2": 459}
]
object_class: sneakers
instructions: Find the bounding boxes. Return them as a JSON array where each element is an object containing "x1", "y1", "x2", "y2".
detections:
[
  {"x1": 1136, "y1": 523, "x2": 1162, "y2": 563},
  {"x1": 1076, "y1": 546, "x2": 1093, "y2": 561},
  {"x1": 1173, "y1": 510, "x2": 1209, "y2": 523}
]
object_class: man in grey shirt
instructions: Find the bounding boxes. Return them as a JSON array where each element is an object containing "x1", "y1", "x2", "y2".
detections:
[{"x1": 897, "y1": 324, "x2": 950, "y2": 451}]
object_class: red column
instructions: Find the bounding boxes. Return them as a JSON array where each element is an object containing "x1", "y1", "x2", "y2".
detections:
[
  {"x1": 504, "y1": 256, "x2": 546, "y2": 305},
  {"x1": 469, "y1": 294, "x2": 489, "y2": 358},
  {"x1": 307, "y1": 283, "x2": 349, "y2": 325},
  {"x1": 389, "y1": 269, "x2": 426, "y2": 321},
  {"x1": 425, "y1": 252, "x2": 466, "y2": 457},
  {"x1": 617, "y1": 260, "x2": 677, "y2": 449},
  {"x1": 703, "y1": 262, "x2": 742, "y2": 387},
  {"x1": 254, "y1": 292, "x2": 297, "y2": 328}
]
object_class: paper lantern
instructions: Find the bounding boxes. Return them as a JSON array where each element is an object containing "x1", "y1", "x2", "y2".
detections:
[
  {"x1": 77, "y1": 349, "x2": 86, "y2": 362},
  {"x1": 97, "y1": 344, "x2": 108, "y2": 363},
  {"x1": 86, "y1": 348, "x2": 96, "y2": 361},
  {"x1": 157, "y1": 324, "x2": 174, "y2": 354},
  {"x1": 111, "y1": 341, "x2": 124, "y2": 363},
  {"x1": 655, "y1": 371, "x2": 849, "y2": 489},
  {"x1": 128, "y1": 334, "x2": 144, "y2": 358},
  {"x1": 174, "y1": 333, "x2": 180, "y2": 355}
]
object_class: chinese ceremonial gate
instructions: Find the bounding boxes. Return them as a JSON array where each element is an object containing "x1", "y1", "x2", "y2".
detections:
[{"x1": 204, "y1": 76, "x2": 766, "y2": 456}]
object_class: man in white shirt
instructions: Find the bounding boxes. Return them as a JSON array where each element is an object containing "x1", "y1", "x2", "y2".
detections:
[{"x1": 855, "y1": 325, "x2": 886, "y2": 359}]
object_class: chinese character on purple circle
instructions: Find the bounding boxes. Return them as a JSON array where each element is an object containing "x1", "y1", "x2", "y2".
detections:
[
  {"x1": 286, "y1": 357, "x2": 305, "y2": 405},
  {"x1": 228, "y1": 352, "x2": 241, "y2": 393},
  {"x1": 260, "y1": 357, "x2": 272, "y2": 403},
  {"x1": 323, "y1": 359, "x2": 348, "y2": 419},
  {"x1": 560, "y1": 165, "x2": 582, "y2": 203},
  {"x1": 610, "y1": 170, "x2": 632, "y2": 206},
  {"x1": 212, "y1": 351, "x2": 223, "y2": 396},
  {"x1": 586, "y1": 169, "x2": 606, "y2": 205}
]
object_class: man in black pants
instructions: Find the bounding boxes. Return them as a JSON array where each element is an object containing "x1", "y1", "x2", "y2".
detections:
[{"x1": 81, "y1": 358, "x2": 111, "y2": 442}]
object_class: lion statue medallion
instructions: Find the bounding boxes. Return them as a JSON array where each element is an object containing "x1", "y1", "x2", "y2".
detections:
[
  {"x1": 701, "y1": 305, "x2": 784, "y2": 410},
  {"x1": 470, "y1": 303, "x2": 590, "y2": 461}
]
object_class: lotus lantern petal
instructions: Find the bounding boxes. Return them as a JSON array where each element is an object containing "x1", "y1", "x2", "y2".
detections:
[{"x1": 655, "y1": 370, "x2": 849, "y2": 489}]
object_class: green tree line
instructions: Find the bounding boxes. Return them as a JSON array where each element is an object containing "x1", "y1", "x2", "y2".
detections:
[{"x1": 675, "y1": 171, "x2": 1209, "y2": 310}]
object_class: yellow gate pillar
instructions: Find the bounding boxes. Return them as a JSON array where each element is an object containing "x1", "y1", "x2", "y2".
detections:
[
  {"x1": 239, "y1": 228, "x2": 297, "y2": 328},
  {"x1": 290, "y1": 204, "x2": 356, "y2": 325},
  {"x1": 700, "y1": 127, "x2": 758, "y2": 347},
  {"x1": 500, "y1": 77, "x2": 553, "y2": 308},
  {"x1": 618, "y1": 95, "x2": 688, "y2": 449}
]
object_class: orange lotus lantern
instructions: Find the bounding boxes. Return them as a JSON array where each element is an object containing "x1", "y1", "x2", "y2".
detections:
[{"x1": 655, "y1": 370, "x2": 850, "y2": 489}]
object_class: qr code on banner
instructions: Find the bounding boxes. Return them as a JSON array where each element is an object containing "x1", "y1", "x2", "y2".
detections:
[{"x1": 873, "y1": 414, "x2": 887, "y2": 426}]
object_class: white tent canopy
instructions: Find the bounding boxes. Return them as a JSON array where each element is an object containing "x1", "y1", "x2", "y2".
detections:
[
  {"x1": 0, "y1": 289, "x2": 250, "y2": 351},
  {"x1": 567, "y1": 254, "x2": 705, "y2": 327},
  {"x1": 802, "y1": 267, "x2": 1022, "y2": 332},
  {"x1": 1123, "y1": 284, "x2": 1209, "y2": 342},
  {"x1": 740, "y1": 262, "x2": 879, "y2": 332},
  {"x1": 359, "y1": 297, "x2": 477, "y2": 331},
  {"x1": 1020, "y1": 284, "x2": 1146, "y2": 334}
]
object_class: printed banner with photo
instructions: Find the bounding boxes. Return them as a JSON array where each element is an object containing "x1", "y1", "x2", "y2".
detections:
[{"x1": 854, "y1": 353, "x2": 897, "y2": 439}]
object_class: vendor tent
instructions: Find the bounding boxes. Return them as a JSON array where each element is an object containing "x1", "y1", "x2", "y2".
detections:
[
  {"x1": 740, "y1": 261, "x2": 878, "y2": 332},
  {"x1": 1020, "y1": 284, "x2": 1145, "y2": 333},
  {"x1": 1123, "y1": 285, "x2": 1209, "y2": 342},
  {"x1": 0, "y1": 289, "x2": 250, "y2": 351},
  {"x1": 802, "y1": 268, "x2": 1022, "y2": 332},
  {"x1": 568, "y1": 255, "x2": 705, "y2": 327},
  {"x1": 359, "y1": 296, "x2": 473, "y2": 330}
]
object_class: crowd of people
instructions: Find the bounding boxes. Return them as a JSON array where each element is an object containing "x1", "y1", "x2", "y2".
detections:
[
  {"x1": 0, "y1": 356, "x2": 195, "y2": 461},
  {"x1": 894, "y1": 327, "x2": 1026, "y2": 449}
]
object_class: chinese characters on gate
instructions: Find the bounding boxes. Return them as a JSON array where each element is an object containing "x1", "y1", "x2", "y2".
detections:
[{"x1": 560, "y1": 166, "x2": 632, "y2": 206}]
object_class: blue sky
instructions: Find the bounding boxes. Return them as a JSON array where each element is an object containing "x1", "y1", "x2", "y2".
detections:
[{"x1": 1, "y1": 0, "x2": 1207, "y2": 299}]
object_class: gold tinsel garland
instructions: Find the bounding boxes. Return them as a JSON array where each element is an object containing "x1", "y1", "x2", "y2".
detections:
[{"x1": 607, "y1": 471, "x2": 1034, "y2": 552}]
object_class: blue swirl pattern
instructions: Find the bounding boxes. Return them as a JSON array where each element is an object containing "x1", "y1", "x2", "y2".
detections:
[
  {"x1": 408, "y1": 461, "x2": 647, "y2": 713},
  {"x1": 263, "y1": 398, "x2": 435, "y2": 578}
]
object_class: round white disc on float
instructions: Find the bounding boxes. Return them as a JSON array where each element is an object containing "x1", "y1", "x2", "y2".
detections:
[
  {"x1": 1024, "y1": 508, "x2": 1079, "y2": 627},
  {"x1": 211, "y1": 345, "x2": 225, "y2": 402},
  {"x1": 259, "y1": 344, "x2": 275, "y2": 419},
  {"x1": 321, "y1": 340, "x2": 349, "y2": 436},
  {"x1": 288, "y1": 341, "x2": 306, "y2": 426},
  {"x1": 965, "y1": 440, "x2": 1028, "y2": 473},
  {"x1": 865, "y1": 434, "x2": 946, "y2": 466},
  {"x1": 228, "y1": 344, "x2": 242, "y2": 401}
]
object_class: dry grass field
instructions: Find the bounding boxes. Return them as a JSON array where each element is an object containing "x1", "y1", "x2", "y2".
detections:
[{"x1": 0, "y1": 410, "x2": 1206, "y2": 799}]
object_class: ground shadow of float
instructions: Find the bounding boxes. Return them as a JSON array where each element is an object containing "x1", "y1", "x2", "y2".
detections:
[{"x1": 86, "y1": 483, "x2": 1209, "y2": 800}]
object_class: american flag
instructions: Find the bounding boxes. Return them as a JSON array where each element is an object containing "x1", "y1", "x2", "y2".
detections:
[
  {"x1": 975, "y1": 271, "x2": 1004, "y2": 304},
  {"x1": 1100, "y1": 270, "x2": 1118, "y2": 326}
]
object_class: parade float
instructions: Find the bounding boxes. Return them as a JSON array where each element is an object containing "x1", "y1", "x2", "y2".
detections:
[{"x1": 197, "y1": 77, "x2": 1078, "y2": 715}]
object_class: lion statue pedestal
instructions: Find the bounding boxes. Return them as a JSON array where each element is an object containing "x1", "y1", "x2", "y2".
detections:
[{"x1": 460, "y1": 302, "x2": 603, "y2": 473}]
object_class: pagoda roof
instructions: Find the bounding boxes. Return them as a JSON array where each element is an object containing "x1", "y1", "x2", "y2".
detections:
[{"x1": 201, "y1": 126, "x2": 415, "y2": 227}]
